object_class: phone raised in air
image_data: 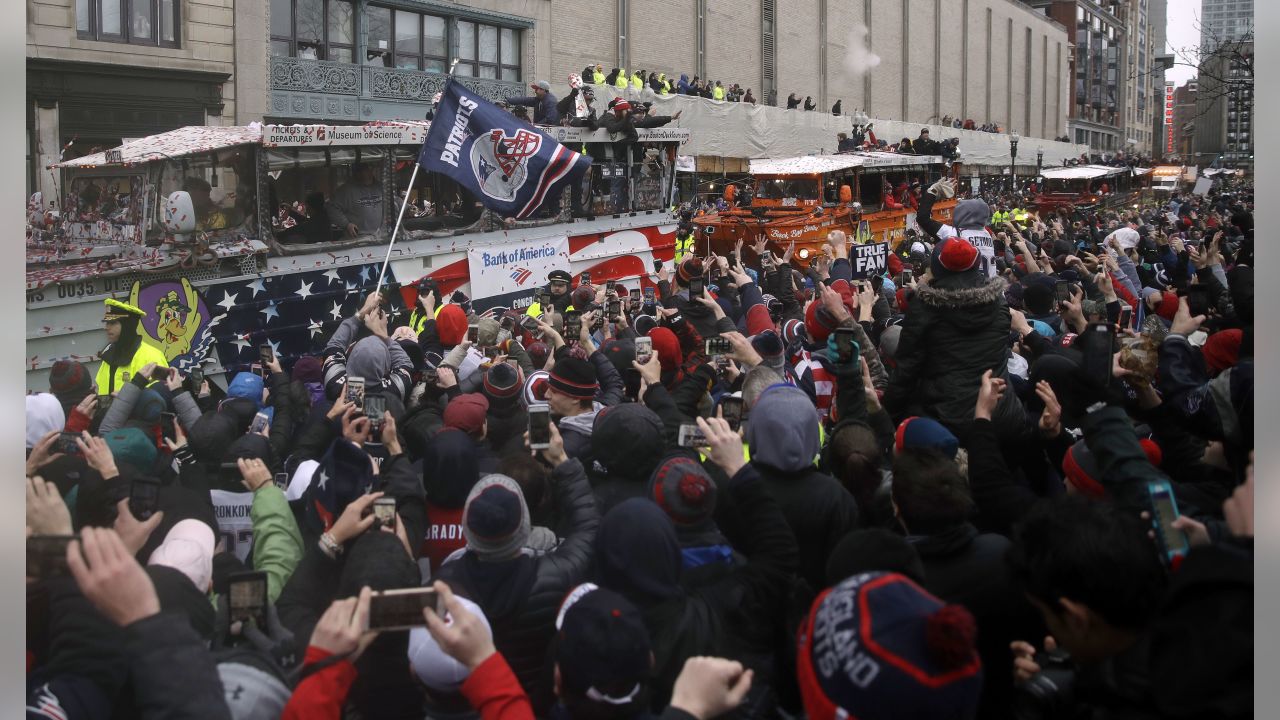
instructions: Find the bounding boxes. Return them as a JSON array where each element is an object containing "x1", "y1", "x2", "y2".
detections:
[
  {"x1": 607, "y1": 299, "x2": 621, "y2": 318},
  {"x1": 643, "y1": 287, "x2": 656, "y2": 305},
  {"x1": 833, "y1": 327, "x2": 857, "y2": 364},
  {"x1": 249, "y1": 411, "x2": 270, "y2": 435},
  {"x1": 1081, "y1": 322, "x2": 1114, "y2": 389},
  {"x1": 188, "y1": 364, "x2": 205, "y2": 389},
  {"x1": 719, "y1": 396, "x2": 744, "y2": 432},
  {"x1": 634, "y1": 336, "x2": 653, "y2": 365},
  {"x1": 345, "y1": 376, "x2": 366, "y2": 406},
  {"x1": 57, "y1": 432, "x2": 82, "y2": 456},
  {"x1": 228, "y1": 571, "x2": 268, "y2": 635},
  {"x1": 528, "y1": 402, "x2": 552, "y2": 450},
  {"x1": 1055, "y1": 281, "x2": 1073, "y2": 305},
  {"x1": 27, "y1": 535, "x2": 76, "y2": 581},
  {"x1": 467, "y1": 323, "x2": 480, "y2": 344},
  {"x1": 1118, "y1": 307, "x2": 1133, "y2": 329},
  {"x1": 580, "y1": 271, "x2": 592, "y2": 287},
  {"x1": 368, "y1": 587, "x2": 443, "y2": 631},
  {"x1": 372, "y1": 497, "x2": 397, "y2": 529},
  {"x1": 704, "y1": 336, "x2": 732, "y2": 356},
  {"x1": 1185, "y1": 285, "x2": 1210, "y2": 318},
  {"x1": 1146, "y1": 480, "x2": 1190, "y2": 566},
  {"x1": 129, "y1": 478, "x2": 161, "y2": 521},
  {"x1": 677, "y1": 423, "x2": 708, "y2": 448},
  {"x1": 259, "y1": 344, "x2": 274, "y2": 366},
  {"x1": 630, "y1": 288, "x2": 642, "y2": 303},
  {"x1": 363, "y1": 393, "x2": 386, "y2": 432},
  {"x1": 563, "y1": 311, "x2": 582, "y2": 340},
  {"x1": 688, "y1": 277, "x2": 704, "y2": 297},
  {"x1": 161, "y1": 411, "x2": 177, "y2": 443}
]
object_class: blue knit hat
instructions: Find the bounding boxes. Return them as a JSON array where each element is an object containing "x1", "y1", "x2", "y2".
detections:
[
  {"x1": 226, "y1": 372, "x2": 265, "y2": 410},
  {"x1": 894, "y1": 416, "x2": 959, "y2": 459}
]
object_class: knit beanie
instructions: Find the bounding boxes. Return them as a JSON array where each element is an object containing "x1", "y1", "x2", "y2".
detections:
[
  {"x1": 781, "y1": 318, "x2": 807, "y2": 346},
  {"x1": 548, "y1": 357, "x2": 599, "y2": 400},
  {"x1": 929, "y1": 238, "x2": 980, "y2": 278},
  {"x1": 894, "y1": 417, "x2": 959, "y2": 459},
  {"x1": 648, "y1": 457, "x2": 717, "y2": 528},
  {"x1": 443, "y1": 393, "x2": 490, "y2": 435},
  {"x1": 48, "y1": 359, "x2": 93, "y2": 407},
  {"x1": 647, "y1": 327, "x2": 681, "y2": 372},
  {"x1": 879, "y1": 325, "x2": 903, "y2": 368},
  {"x1": 521, "y1": 370, "x2": 551, "y2": 406},
  {"x1": 436, "y1": 304, "x2": 469, "y2": 346},
  {"x1": 291, "y1": 355, "x2": 323, "y2": 384},
  {"x1": 475, "y1": 317, "x2": 501, "y2": 347},
  {"x1": 525, "y1": 341, "x2": 550, "y2": 370},
  {"x1": 676, "y1": 256, "x2": 704, "y2": 285},
  {"x1": 751, "y1": 330, "x2": 786, "y2": 371},
  {"x1": 554, "y1": 585, "x2": 652, "y2": 702},
  {"x1": 218, "y1": 659, "x2": 291, "y2": 720},
  {"x1": 1155, "y1": 291, "x2": 1180, "y2": 322},
  {"x1": 804, "y1": 300, "x2": 839, "y2": 344},
  {"x1": 132, "y1": 388, "x2": 167, "y2": 425},
  {"x1": 571, "y1": 285, "x2": 596, "y2": 310},
  {"x1": 1201, "y1": 329, "x2": 1243, "y2": 377},
  {"x1": 797, "y1": 572, "x2": 983, "y2": 720},
  {"x1": 26, "y1": 393, "x2": 65, "y2": 450},
  {"x1": 633, "y1": 314, "x2": 657, "y2": 337},
  {"x1": 482, "y1": 362, "x2": 524, "y2": 406},
  {"x1": 1023, "y1": 282, "x2": 1055, "y2": 316},
  {"x1": 462, "y1": 475, "x2": 531, "y2": 560},
  {"x1": 592, "y1": 404, "x2": 665, "y2": 480},
  {"x1": 1062, "y1": 438, "x2": 1163, "y2": 498},
  {"x1": 226, "y1": 373, "x2": 265, "y2": 410},
  {"x1": 103, "y1": 427, "x2": 157, "y2": 472}
]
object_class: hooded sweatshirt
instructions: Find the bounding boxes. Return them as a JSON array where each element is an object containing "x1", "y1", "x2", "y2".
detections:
[
  {"x1": 746, "y1": 385, "x2": 859, "y2": 589},
  {"x1": 326, "y1": 180, "x2": 383, "y2": 234},
  {"x1": 588, "y1": 403, "x2": 666, "y2": 512}
]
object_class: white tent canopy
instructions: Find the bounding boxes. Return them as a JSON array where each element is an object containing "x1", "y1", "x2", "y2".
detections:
[
  {"x1": 1040, "y1": 165, "x2": 1129, "y2": 181},
  {"x1": 749, "y1": 152, "x2": 940, "y2": 175}
]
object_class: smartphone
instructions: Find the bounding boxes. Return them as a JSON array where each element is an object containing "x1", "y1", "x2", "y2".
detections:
[
  {"x1": 57, "y1": 431, "x2": 82, "y2": 456},
  {"x1": 1185, "y1": 285, "x2": 1210, "y2": 318},
  {"x1": 688, "y1": 277, "x2": 704, "y2": 297},
  {"x1": 653, "y1": 260, "x2": 663, "y2": 272},
  {"x1": 1146, "y1": 480, "x2": 1190, "y2": 565},
  {"x1": 259, "y1": 344, "x2": 274, "y2": 365},
  {"x1": 228, "y1": 571, "x2": 268, "y2": 634},
  {"x1": 606, "y1": 279, "x2": 616, "y2": 294},
  {"x1": 1055, "y1": 281, "x2": 1073, "y2": 305},
  {"x1": 635, "y1": 336, "x2": 653, "y2": 365},
  {"x1": 705, "y1": 336, "x2": 732, "y2": 356},
  {"x1": 833, "y1": 327, "x2": 857, "y2": 364},
  {"x1": 372, "y1": 497, "x2": 397, "y2": 529},
  {"x1": 250, "y1": 411, "x2": 270, "y2": 435},
  {"x1": 467, "y1": 323, "x2": 480, "y2": 344},
  {"x1": 250, "y1": 362, "x2": 263, "y2": 379},
  {"x1": 719, "y1": 396, "x2": 744, "y2": 432},
  {"x1": 151, "y1": 366, "x2": 173, "y2": 382},
  {"x1": 161, "y1": 411, "x2": 177, "y2": 443},
  {"x1": 901, "y1": 268, "x2": 913, "y2": 285},
  {"x1": 580, "y1": 271, "x2": 591, "y2": 286},
  {"x1": 27, "y1": 535, "x2": 75, "y2": 581},
  {"x1": 607, "y1": 299, "x2": 621, "y2": 318},
  {"x1": 189, "y1": 364, "x2": 204, "y2": 389},
  {"x1": 643, "y1": 287, "x2": 656, "y2": 305},
  {"x1": 274, "y1": 472, "x2": 289, "y2": 490},
  {"x1": 564, "y1": 311, "x2": 582, "y2": 340},
  {"x1": 528, "y1": 403, "x2": 552, "y2": 450},
  {"x1": 369, "y1": 587, "x2": 443, "y2": 631},
  {"x1": 484, "y1": 346, "x2": 501, "y2": 361},
  {"x1": 1118, "y1": 306, "x2": 1133, "y2": 329},
  {"x1": 364, "y1": 394, "x2": 386, "y2": 431},
  {"x1": 539, "y1": 292, "x2": 552, "y2": 308},
  {"x1": 345, "y1": 376, "x2": 365, "y2": 405},
  {"x1": 630, "y1": 288, "x2": 641, "y2": 303},
  {"x1": 129, "y1": 478, "x2": 161, "y2": 521},
  {"x1": 677, "y1": 423, "x2": 708, "y2": 448},
  {"x1": 1082, "y1": 322, "x2": 1114, "y2": 388}
]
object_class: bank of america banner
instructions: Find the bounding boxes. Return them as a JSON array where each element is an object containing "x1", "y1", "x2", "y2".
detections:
[
  {"x1": 467, "y1": 236, "x2": 570, "y2": 308},
  {"x1": 420, "y1": 79, "x2": 592, "y2": 219}
]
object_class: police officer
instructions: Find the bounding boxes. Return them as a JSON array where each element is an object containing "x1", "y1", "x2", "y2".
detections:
[
  {"x1": 674, "y1": 223, "x2": 696, "y2": 264},
  {"x1": 96, "y1": 298, "x2": 169, "y2": 396},
  {"x1": 525, "y1": 269, "x2": 575, "y2": 318},
  {"x1": 407, "y1": 277, "x2": 440, "y2": 335}
]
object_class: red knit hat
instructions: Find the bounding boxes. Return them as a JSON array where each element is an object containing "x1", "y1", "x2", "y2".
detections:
[
  {"x1": 1201, "y1": 329, "x2": 1243, "y2": 376},
  {"x1": 647, "y1": 327, "x2": 681, "y2": 372},
  {"x1": 1155, "y1": 291, "x2": 1180, "y2": 322},
  {"x1": 436, "y1": 304, "x2": 469, "y2": 346},
  {"x1": 1063, "y1": 438, "x2": 1163, "y2": 498},
  {"x1": 804, "y1": 299, "x2": 838, "y2": 344},
  {"x1": 677, "y1": 255, "x2": 704, "y2": 284},
  {"x1": 930, "y1": 238, "x2": 980, "y2": 276},
  {"x1": 442, "y1": 393, "x2": 489, "y2": 435}
]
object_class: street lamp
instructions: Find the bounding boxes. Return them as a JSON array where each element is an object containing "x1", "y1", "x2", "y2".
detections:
[{"x1": 1009, "y1": 130, "x2": 1020, "y2": 192}]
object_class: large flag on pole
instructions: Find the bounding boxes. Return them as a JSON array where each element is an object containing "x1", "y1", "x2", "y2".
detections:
[{"x1": 419, "y1": 79, "x2": 591, "y2": 219}]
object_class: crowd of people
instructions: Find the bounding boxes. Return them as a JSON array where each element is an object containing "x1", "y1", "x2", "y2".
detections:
[{"x1": 26, "y1": 171, "x2": 1253, "y2": 718}]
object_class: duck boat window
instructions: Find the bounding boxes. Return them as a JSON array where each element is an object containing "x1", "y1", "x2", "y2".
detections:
[
  {"x1": 156, "y1": 150, "x2": 256, "y2": 236},
  {"x1": 62, "y1": 171, "x2": 151, "y2": 244}
]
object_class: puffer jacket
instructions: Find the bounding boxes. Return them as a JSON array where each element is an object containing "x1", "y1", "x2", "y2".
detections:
[
  {"x1": 883, "y1": 273, "x2": 1024, "y2": 442},
  {"x1": 437, "y1": 457, "x2": 599, "y2": 706}
]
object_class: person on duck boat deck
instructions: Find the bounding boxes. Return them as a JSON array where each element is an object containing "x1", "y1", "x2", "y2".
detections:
[{"x1": 96, "y1": 298, "x2": 168, "y2": 396}]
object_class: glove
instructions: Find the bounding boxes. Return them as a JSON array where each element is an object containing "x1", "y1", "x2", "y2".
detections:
[
  {"x1": 928, "y1": 179, "x2": 956, "y2": 199},
  {"x1": 825, "y1": 332, "x2": 861, "y2": 368}
]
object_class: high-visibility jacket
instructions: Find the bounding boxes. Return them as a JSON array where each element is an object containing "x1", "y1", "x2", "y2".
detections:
[
  {"x1": 615, "y1": 69, "x2": 628, "y2": 90},
  {"x1": 712, "y1": 85, "x2": 725, "y2": 100},
  {"x1": 592, "y1": 70, "x2": 605, "y2": 84},
  {"x1": 991, "y1": 210, "x2": 1010, "y2": 225},
  {"x1": 95, "y1": 342, "x2": 169, "y2": 396},
  {"x1": 1012, "y1": 208, "x2": 1030, "y2": 227},
  {"x1": 630, "y1": 73, "x2": 643, "y2": 90},
  {"x1": 674, "y1": 233, "x2": 696, "y2": 262}
]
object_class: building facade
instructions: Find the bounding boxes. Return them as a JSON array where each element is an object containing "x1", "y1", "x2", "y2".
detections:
[
  {"x1": 27, "y1": 0, "x2": 237, "y2": 199},
  {"x1": 1171, "y1": 80, "x2": 1197, "y2": 160},
  {"x1": 1194, "y1": 40, "x2": 1252, "y2": 169},
  {"x1": 1121, "y1": 0, "x2": 1155, "y2": 156},
  {"x1": 1026, "y1": 0, "x2": 1128, "y2": 153},
  {"x1": 1200, "y1": 0, "x2": 1253, "y2": 51}
]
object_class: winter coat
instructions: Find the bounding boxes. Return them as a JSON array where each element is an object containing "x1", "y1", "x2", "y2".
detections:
[
  {"x1": 507, "y1": 93, "x2": 560, "y2": 125},
  {"x1": 283, "y1": 646, "x2": 357, "y2": 720},
  {"x1": 883, "y1": 273, "x2": 1025, "y2": 442},
  {"x1": 437, "y1": 458, "x2": 600, "y2": 704},
  {"x1": 250, "y1": 483, "x2": 305, "y2": 603}
]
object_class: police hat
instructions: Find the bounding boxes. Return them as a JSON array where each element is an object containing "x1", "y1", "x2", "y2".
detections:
[
  {"x1": 103, "y1": 298, "x2": 146, "y2": 322},
  {"x1": 548, "y1": 270, "x2": 572, "y2": 284}
]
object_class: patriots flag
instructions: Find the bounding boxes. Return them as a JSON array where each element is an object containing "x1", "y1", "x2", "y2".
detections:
[{"x1": 420, "y1": 79, "x2": 591, "y2": 219}]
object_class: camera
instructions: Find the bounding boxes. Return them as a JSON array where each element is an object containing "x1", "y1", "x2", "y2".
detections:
[{"x1": 1013, "y1": 649, "x2": 1077, "y2": 720}]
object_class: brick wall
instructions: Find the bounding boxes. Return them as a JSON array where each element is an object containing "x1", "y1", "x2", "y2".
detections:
[
  {"x1": 705, "y1": 0, "x2": 761, "y2": 95},
  {"x1": 775, "y1": 0, "x2": 819, "y2": 105}
]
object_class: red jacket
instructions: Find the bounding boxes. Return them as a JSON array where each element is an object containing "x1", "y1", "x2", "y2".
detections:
[
  {"x1": 282, "y1": 646, "x2": 358, "y2": 720},
  {"x1": 460, "y1": 653, "x2": 535, "y2": 720}
]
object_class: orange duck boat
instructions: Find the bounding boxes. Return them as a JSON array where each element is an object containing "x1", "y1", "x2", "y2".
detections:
[{"x1": 692, "y1": 152, "x2": 958, "y2": 259}]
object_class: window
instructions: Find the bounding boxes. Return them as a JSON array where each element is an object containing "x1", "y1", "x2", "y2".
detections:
[
  {"x1": 375, "y1": 9, "x2": 447, "y2": 71},
  {"x1": 453, "y1": 18, "x2": 520, "y2": 80},
  {"x1": 78, "y1": 0, "x2": 179, "y2": 46},
  {"x1": 271, "y1": 0, "x2": 353, "y2": 62}
]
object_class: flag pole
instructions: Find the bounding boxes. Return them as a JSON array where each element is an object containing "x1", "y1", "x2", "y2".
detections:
[{"x1": 376, "y1": 60, "x2": 460, "y2": 293}]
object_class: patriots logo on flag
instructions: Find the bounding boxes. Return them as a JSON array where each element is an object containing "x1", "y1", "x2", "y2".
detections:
[
  {"x1": 510, "y1": 266, "x2": 534, "y2": 285},
  {"x1": 421, "y1": 79, "x2": 591, "y2": 219}
]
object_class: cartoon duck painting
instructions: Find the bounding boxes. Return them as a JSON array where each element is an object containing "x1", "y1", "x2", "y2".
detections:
[{"x1": 129, "y1": 278, "x2": 205, "y2": 362}]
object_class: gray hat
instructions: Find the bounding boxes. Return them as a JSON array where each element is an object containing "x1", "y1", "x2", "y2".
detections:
[
  {"x1": 218, "y1": 661, "x2": 291, "y2": 720},
  {"x1": 879, "y1": 325, "x2": 903, "y2": 365},
  {"x1": 531, "y1": 80, "x2": 551, "y2": 91},
  {"x1": 463, "y1": 475, "x2": 531, "y2": 560}
]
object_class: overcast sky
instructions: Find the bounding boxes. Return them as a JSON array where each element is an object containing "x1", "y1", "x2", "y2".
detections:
[{"x1": 1164, "y1": 0, "x2": 1202, "y2": 85}]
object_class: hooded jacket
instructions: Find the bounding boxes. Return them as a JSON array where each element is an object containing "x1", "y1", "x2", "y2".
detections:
[
  {"x1": 588, "y1": 403, "x2": 666, "y2": 512},
  {"x1": 746, "y1": 385, "x2": 859, "y2": 590},
  {"x1": 595, "y1": 465, "x2": 798, "y2": 713},
  {"x1": 883, "y1": 273, "x2": 1025, "y2": 442},
  {"x1": 421, "y1": 429, "x2": 481, "y2": 571}
]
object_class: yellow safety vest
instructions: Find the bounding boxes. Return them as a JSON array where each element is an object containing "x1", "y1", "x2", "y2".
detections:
[
  {"x1": 615, "y1": 69, "x2": 628, "y2": 90},
  {"x1": 95, "y1": 342, "x2": 169, "y2": 396},
  {"x1": 592, "y1": 70, "x2": 605, "y2": 84},
  {"x1": 674, "y1": 233, "x2": 695, "y2": 262},
  {"x1": 631, "y1": 74, "x2": 643, "y2": 90},
  {"x1": 713, "y1": 86, "x2": 725, "y2": 100}
]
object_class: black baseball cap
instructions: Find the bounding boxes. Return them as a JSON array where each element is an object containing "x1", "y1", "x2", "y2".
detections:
[{"x1": 554, "y1": 584, "x2": 651, "y2": 702}]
